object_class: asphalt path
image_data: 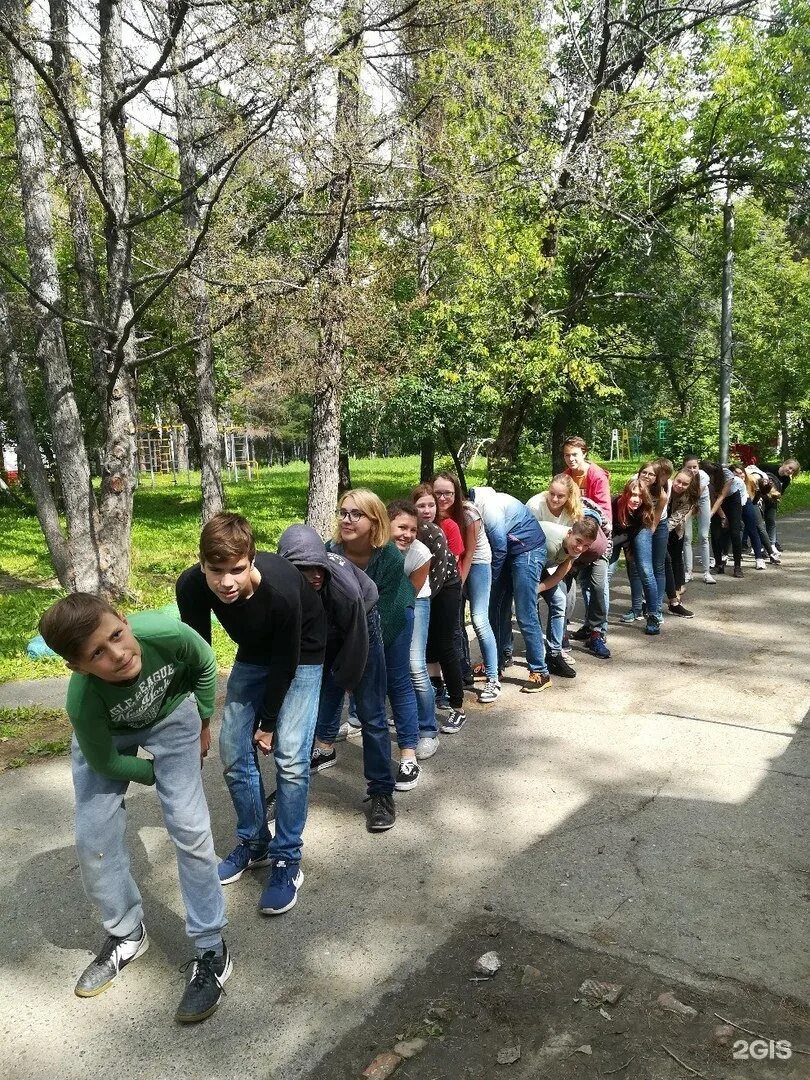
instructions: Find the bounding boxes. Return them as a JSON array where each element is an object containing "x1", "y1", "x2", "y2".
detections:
[{"x1": 0, "y1": 513, "x2": 807, "y2": 1079}]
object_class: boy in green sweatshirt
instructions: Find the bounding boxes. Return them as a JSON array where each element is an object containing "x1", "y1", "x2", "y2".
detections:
[{"x1": 39, "y1": 593, "x2": 230, "y2": 1023}]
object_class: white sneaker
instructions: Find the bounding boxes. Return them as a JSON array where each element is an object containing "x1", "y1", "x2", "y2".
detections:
[
  {"x1": 703, "y1": 572, "x2": 716, "y2": 584},
  {"x1": 755, "y1": 558, "x2": 766, "y2": 570},
  {"x1": 415, "y1": 736, "x2": 439, "y2": 760},
  {"x1": 347, "y1": 722, "x2": 362, "y2": 737},
  {"x1": 769, "y1": 552, "x2": 782, "y2": 564},
  {"x1": 560, "y1": 647, "x2": 576, "y2": 664},
  {"x1": 685, "y1": 571, "x2": 693, "y2": 583},
  {"x1": 336, "y1": 721, "x2": 351, "y2": 740},
  {"x1": 478, "y1": 679, "x2": 501, "y2": 704}
]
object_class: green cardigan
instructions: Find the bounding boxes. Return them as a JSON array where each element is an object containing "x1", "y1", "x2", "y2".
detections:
[{"x1": 328, "y1": 540, "x2": 415, "y2": 647}]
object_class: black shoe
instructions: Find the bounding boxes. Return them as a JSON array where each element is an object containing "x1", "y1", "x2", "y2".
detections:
[
  {"x1": 668, "y1": 603, "x2": 694, "y2": 618},
  {"x1": 715, "y1": 563, "x2": 725, "y2": 574},
  {"x1": 74, "y1": 924, "x2": 148, "y2": 998},
  {"x1": 365, "y1": 792, "x2": 396, "y2": 831},
  {"x1": 570, "y1": 625, "x2": 590, "y2": 641},
  {"x1": 462, "y1": 672, "x2": 475, "y2": 690},
  {"x1": 310, "y1": 746, "x2": 336, "y2": 772},
  {"x1": 547, "y1": 653, "x2": 576, "y2": 678},
  {"x1": 733, "y1": 566, "x2": 744, "y2": 579},
  {"x1": 440, "y1": 708, "x2": 467, "y2": 733},
  {"x1": 175, "y1": 944, "x2": 232, "y2": 1023}
]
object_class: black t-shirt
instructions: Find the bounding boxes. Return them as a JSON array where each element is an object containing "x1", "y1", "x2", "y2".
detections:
[
  {"x1": 762, "y1": 464, "x2": 790, "y2": 496},
  {"x1": 176, "y1": 551, "x2": 326, "y2": 731}
]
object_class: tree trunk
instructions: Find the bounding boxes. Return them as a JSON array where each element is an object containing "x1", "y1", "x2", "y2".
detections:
[
  {"x1": 442, "y1": 430, "x2": 468, "y2": 494},
  {"x1": 97, "y1": 0, "x2": 138, "y2": 596},
  {"x1": 719, "y1": 191, "x2": 734, "y2": 463},
  {"x1": 5, "y1": 0, "x2": 101, "y2": 592},
  {"x1": 172, "y1": 31, "x2": 223, "y2": 522},
  {"x1": 550, "y1": 392, "x2": 584, "y2": 474},
  {"x1": 0, "y1": 284, "x2": 72, "y2": 585},
  {"x1": 779, "y1": 400, "x2": 789, "y2": 456},
  {"x1": 338, "y1": 451, "x2": 352, "y2": 494},
  {"x1": 420, "y1": 435, "x2": 435, "y2": 481},
  {"x1": 306, "y1": 1, "x2": 361, "y2": 537},
  {"x1": 49, "y1": 0, "x2": 108, "y2": 418},
  {"x1": 491, "y1": 393, "x2": 530, "y2": 465}
]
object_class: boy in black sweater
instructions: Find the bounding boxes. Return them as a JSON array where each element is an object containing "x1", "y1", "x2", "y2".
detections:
[{"x1": 176, "y1": 513, "x2": 325, "y2": 916}]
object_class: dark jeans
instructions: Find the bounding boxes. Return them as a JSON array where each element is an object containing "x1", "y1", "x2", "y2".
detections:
[
  {"x1": 714, "y1": 491, "x2": 743, "y2": 568},
  {"x1": 665, "y1": 530, "x2": 685, "y2": 600},
  {"x1": 427, "y1": 581, "x2": 464, "y2": 709},
  {"x1": 741, "y1": 501, "x2": 775, "y2": 559},
  {"x1": 316, "y1": 609, "x2": 394, "y2": 796}
]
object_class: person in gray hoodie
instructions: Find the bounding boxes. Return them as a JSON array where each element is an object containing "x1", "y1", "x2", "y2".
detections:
[
  {"x1": 277, "y1": 526, "x2": 397, "y2": 833},
  {"x1": 277, "y1": 525, "x2": 377, "y2": 691}
]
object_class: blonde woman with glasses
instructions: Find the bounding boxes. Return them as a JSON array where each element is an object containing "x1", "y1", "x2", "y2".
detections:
[{"x1": 310, "y1": 489, "x2": 415, "y2": 831}]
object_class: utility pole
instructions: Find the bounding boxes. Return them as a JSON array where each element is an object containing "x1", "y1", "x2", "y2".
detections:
[{"x1": 719, "y1": 190, "x2": 734, "y2": 463}]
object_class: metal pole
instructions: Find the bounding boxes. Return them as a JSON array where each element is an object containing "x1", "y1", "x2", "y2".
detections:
[{"x1": 719, "y1": 191, "x2": 734, "y2": 463}]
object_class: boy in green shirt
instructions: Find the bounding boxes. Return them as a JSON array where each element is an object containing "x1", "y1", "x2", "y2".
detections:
[{"x1": 39, "y1": 593, "x2": 230, "y2": 1023}]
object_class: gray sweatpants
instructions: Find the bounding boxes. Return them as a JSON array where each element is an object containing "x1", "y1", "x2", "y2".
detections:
[{"x1": 71, "y1": 697, "x2": 226, "y2": 951}]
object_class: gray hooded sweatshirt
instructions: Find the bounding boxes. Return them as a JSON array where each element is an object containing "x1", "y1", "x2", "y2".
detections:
[{"x1": 278, "y1": 525, "x2": 378, "y2": 692}]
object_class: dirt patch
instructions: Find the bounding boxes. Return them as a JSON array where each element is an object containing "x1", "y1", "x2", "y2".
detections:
[
  {"x1": 0, "y1": 706, "x2": 71, "y2": 770},
  {"x1": 314, "y1": 916, "x2": 810, "y2": 1079}
]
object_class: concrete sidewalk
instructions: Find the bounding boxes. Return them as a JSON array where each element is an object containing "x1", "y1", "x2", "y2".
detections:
[{"x1": 0, "y1": 514, "x2": 807, "y2": 1079}]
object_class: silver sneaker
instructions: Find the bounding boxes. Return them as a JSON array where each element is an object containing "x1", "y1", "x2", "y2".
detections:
[
  {"x1": 478, "y1": 680, "x2": 501, "y2": 704},
  {"x1": 415, "y1": 736, "x2": 439, "y2": 760}
]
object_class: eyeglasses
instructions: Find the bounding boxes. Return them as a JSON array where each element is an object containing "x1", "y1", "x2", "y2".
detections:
[
  {"x1": 336, "y1": 508, "x2": 366, "y2": 522},
  {"x1": 434, "y1": 491, "x2": 455, "y2": 500}
]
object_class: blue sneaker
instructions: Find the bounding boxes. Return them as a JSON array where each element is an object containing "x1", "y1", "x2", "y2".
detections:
[
  {"x1": 259, "y1": 858, "x2": 303, "y2": 915},
  {"x1": 645, "y1": 616, "x2": 661, "y2": 636},
  {"x1": 218, "y1": 842, "x2": 271, "y2": 885},
  {"x1": 586, "y1": 632, "x2": 611, "y2": 659},
  {"x1": 620, "y1": 610, "x2": 641, "y2": 624}
]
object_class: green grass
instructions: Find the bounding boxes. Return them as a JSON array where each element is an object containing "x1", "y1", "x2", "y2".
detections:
[
  {"x1": 0, "y1": 453, "x2": 806, "y2": 685},
  {"x1": 0, "y1": 455, "x2": 484, "y2": 684},
  {"x1": 0, "y1": 705, "x2": 71, "y2": 769}
]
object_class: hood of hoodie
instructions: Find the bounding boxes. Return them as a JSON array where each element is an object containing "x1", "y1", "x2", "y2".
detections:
[{"x1": 277, "y1": 525, "x2": 332, "y2": 578}]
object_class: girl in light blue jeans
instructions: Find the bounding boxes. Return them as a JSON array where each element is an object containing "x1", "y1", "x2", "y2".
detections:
[{"x1": 683, "y1": 456, "x2": 715, "y2": 584}]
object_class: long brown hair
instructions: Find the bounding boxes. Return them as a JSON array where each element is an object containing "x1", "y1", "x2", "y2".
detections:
[
  {"x1": 670, "y1": 469, "x2": 700, "y2": 516},
  {"x1": 616, "y1": 479, "x2": 654, "y2": 530},
  {"x1": 432, "y1": 471, "x2": 466, "y2": 536}
]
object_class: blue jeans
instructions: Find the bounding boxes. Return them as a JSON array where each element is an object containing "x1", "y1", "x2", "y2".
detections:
[
  {"x1": 73, "y1": 698, "x2": 226, "y2": 951},
  {"x1": 635, "y1": 522, "x2": 665, "y2": 617},
  {"x1": 317, "y1": 609, "x2": 394, "y2": 795},
  {"x1": 539, "y1": 580, "x2": 566, "y2": 653},
  {"x1": 386, "y1": 606, "x2": 419, "y2": 750},
  {"x1": 220, "y1": 661, "x2": 322, "y2": 862},
  {"x1": 490, "y1": 544, "x2": 548, "y2": 674},
  {"x1": 410, "y1": 597, "x2": 437, "y2": 737},
  {"x1": 467, "y1": 562, "x2": 498, "y2": 680},
  {"x1": 625, "y1": 528, "x2": 660, "y2": 615}
]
